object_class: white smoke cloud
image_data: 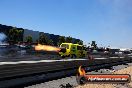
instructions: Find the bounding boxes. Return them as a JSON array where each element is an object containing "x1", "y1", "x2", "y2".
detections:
[{"x1": 0, "y1": 33, "x2": 7, "y2": 43}]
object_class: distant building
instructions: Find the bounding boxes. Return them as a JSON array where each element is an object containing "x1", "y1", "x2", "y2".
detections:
[{"x1": 23, "y1": 29, "x2": 39, "y2": 42}]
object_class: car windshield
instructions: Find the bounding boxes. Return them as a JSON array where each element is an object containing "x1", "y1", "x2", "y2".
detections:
[{"x1": 60, "y1": 44, "x2": 69, "y2": 49}]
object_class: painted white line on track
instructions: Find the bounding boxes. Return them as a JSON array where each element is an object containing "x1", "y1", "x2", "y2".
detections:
[
  {"x1": 109, "y1": 57, "x2": 119, "y2": 58},
  {"x1": 0, "y1": 59, "x2": 87, "y2": 65},
  {"x1": 119, "y1": 57, "x2": 124, "y2": 58},
  {"x1": 94, "y1": 58, "x2": 107, "y2": 59}
]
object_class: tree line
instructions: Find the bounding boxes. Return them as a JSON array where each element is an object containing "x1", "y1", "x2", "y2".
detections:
[{"x1": 7, "y1": 27, "x2": 83, "y2": 46}]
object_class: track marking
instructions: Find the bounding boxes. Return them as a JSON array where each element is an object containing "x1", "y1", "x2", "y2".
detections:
[
  {"x1": 94, "y1": 58, "x2": 107, "y2": 59},
  {"x1": 110, "y1": 57, "x2": 119, "y2": 58},
  {"x1": 0, "y1": 59, "x2": 87, "y2": 65},
  {"x1": 119, "y1": 57, "x2": 124, "y2": 58}
]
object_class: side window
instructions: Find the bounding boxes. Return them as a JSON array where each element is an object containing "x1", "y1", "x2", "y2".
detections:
[
  {"x1": 71, "y1": 45, "x2": 76, "y2": 50},
  {"x1": 72, "y1": 46, "x2": 76, "y2": 50},
  {"x1": 61, "y1": 44, "x2": 69, "y2": 49},
  {"x1": 66, "y1": 45, "x2": 69, "y2": 49},
  {"x1": 61, "y1": 44, "x2": 66, "y2": 48}
]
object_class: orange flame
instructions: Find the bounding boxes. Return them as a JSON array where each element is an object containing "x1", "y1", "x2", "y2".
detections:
[
  {"x1": 35, "y1": 44, "x2": 61, "y2": 52},
  {"x1": 78, "y1": 66, "x2": 86, "y2": 76}
]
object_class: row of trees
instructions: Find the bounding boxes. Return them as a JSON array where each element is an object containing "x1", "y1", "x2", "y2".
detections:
[
  {"x1": 8, "y1": 27, "x2": 83, "y2": 46},
  {"x1": 39, "y1": 33, "x2": 54, "y2": 45},
  {"x1": 58, "y1": 36, "x2": 83, "y2": 46},
  {"x1": 8, "y1": 27, "x2": 23, "y2": 43},
  {"x1": 8, "y1": 27, "x2": 100, "y2": 49}
]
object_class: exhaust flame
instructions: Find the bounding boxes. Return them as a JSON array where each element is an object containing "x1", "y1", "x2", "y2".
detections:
[
  {"x1": 78, "y1": 66, "x2": 86, "y2": 76},
  {"x1": 35, "y1": 44, "x2": 61, "y2": 52}
]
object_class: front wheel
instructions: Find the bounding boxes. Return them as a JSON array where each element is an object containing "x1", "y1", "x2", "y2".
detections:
[{"x1": 71, "y1": 54, "x2": 76, "y2": 58}]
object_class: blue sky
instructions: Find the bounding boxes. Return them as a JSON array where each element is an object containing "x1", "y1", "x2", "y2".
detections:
[{"x1": 0, "y1": 0, "x2": 132, "y2": 48}]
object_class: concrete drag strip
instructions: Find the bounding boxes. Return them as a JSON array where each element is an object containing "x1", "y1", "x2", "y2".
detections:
[
  {"x1": 25, "y1": 63, "x2": 132, "y2": 88},
  {"x1": 25, "y1": 76, "x2": 78, "y2": 88}
]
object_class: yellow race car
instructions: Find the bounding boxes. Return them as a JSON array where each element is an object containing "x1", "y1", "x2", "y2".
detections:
[{"x1": 59, "y1": 43, "x2": 87, "y2": 58}]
